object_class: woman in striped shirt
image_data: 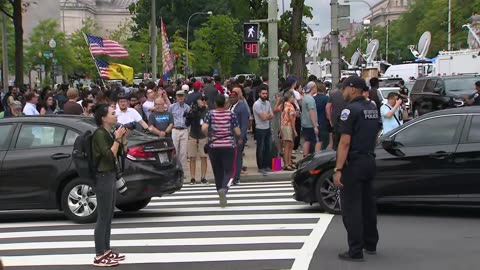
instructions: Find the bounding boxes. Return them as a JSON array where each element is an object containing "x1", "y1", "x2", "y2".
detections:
[{"x1": 202, "y1": 94, "x2": 241, "y2": 207}]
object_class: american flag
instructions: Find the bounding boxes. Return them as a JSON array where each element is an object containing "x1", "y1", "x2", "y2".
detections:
[
  {"x1": 161, "y1": 18, "x2": 174, "y2": 79},
  {"x1": 94, "y1": 57, "x2": 111, "y2": 79},
  {"x1": 85, "y1": 34, "x2": 129, "y2": 58}
]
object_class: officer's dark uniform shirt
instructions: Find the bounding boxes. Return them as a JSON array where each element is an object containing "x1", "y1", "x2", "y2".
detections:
[
  {"x1": 469, "y1": 92, "x2": 480, "y2": 106},
  {"x1": 337, "y1": 96, "x2": 379, "y2": 154}
]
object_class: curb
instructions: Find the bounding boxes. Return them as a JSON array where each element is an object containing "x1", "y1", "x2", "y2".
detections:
[{"x1": 183, "y1": 171, "x2": 293, "y2": 184}]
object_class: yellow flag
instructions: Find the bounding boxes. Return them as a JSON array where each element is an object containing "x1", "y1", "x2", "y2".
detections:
[{"x1": 107, "y1": 62, "x2": 134, "y2": 84}]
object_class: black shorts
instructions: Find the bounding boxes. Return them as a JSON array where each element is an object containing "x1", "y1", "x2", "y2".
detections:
[{"x1": 302, "y1": 127, "x2": 318, "y2": 143}]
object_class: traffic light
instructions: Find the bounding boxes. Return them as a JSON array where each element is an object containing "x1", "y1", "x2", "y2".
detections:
[
  {"x1": 181, "y1": 54, "x2": 186, "y2": 66},
  {"x1": 243, "y1": 23, "x2": 259, "y2": 58},
  {"x1": 140, "y1": 53, "x2": 145, "y2": 63}
]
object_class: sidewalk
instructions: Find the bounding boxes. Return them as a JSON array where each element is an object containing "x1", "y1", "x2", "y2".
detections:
[{"x1": 183, "y1": 135, "x2": 302, "y2": 183}]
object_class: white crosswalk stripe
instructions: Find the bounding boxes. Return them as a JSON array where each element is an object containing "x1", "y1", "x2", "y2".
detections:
[{"x1": 0, "y1": 181, "x2": 333, "y2": 270}]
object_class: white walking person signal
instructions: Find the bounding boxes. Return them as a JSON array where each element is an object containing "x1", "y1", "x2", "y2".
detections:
[{"x1": 248, "y1": 26, "x2": 256, "y2": 38}]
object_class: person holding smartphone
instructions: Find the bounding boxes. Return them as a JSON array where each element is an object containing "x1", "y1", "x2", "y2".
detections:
[
  {"x1": 380, "y1": 92, "x2": 408, "y2": 134},
  {"x1": 91, "y1": 104, "x2": 127, "y2": 267}
]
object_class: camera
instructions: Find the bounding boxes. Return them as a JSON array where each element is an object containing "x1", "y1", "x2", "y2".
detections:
[
  {"x1": 121, "y1": 122, "x2": 136, "y2": 130},
  {"x1": 115, "y1": 177, "x2": 128, "y2": 194}
]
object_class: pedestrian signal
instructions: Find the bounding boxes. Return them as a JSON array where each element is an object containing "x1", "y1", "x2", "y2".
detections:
[{"x1": 243, "y1": 23, "x2": 259, "y2": 41}]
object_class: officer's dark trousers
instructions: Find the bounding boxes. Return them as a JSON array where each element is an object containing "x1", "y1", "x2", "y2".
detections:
[{"x1": 340, "y1": 156, "x2": 379, "y2": 257}]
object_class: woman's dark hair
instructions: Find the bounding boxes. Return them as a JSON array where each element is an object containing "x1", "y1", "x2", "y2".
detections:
[
  {"x1": 215, "y1": 94, "x2": 226, "y2": 108},
  {"x1": 93, "y1": 104, "x2": 110, "y2": 126},
  {"x1": 41, "y1": 93, "x2": 56, "y2": 111},
  {"x1": 82, "y1": 99, "x2": 94, "y2": 109}
]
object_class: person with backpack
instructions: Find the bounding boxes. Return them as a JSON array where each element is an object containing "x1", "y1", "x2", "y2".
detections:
[{"x1": 91, "y1": 104, "x2": 127, "y2": 267}]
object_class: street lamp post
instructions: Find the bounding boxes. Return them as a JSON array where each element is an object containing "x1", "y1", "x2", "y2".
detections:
[
  {"x1": 49, "y1": 38, "x2": 56, "y2": 89},
  {"x1": 186, "y1": 11, "x2": 212, "y2": 76}
]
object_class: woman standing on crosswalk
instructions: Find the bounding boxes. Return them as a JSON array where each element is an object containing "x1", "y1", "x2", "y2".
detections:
[
  {"x1": 202, "y1": 94, "x2": 241, "y2": 207},
  {"x1": 91, "y1": 104, "x2": 127, "y2": 267}
]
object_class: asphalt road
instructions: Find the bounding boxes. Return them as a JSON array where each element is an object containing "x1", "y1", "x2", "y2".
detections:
[
  {"x1": 309, "y1": 206, "x2": 480, "y2": 270},
  {"x1": 1, "y1": 181, "x2": 480, "y2": 270},
  {"x1": 0, "y1": 181, "x2": 333, "y2": 270}
]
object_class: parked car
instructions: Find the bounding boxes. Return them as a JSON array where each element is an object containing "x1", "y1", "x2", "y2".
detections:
[
  {"x1": 410, "y1": 74, "x2": 480, "y2": 117},
  {"x1": 292, "y1": 107, "x2": 480, "y2": 214},
  {"x1": 0, "y1": 116, "x2": 183, "y2": 223}
]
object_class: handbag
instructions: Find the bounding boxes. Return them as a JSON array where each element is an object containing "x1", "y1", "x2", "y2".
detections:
[{"x1": 204, "y1": 135, "x2": 231, "y2": 154}]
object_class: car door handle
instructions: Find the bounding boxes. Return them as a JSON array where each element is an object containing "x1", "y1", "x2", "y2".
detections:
[
  {"x1": 429, "y1": 152, "x2": 451, "y2": 160},
  {"x1": 51, "y1": 153, "x2": 71, "y2": 160}
]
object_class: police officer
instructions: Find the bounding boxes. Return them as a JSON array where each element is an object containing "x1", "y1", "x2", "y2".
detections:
[{"x1": 334, "y1": 76, "x2": 380, "y2": 262}]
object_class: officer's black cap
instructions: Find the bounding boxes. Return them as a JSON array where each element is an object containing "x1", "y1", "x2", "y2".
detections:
[{"x1": 342, "y1": 76, "x2": 368, "y2": 91}]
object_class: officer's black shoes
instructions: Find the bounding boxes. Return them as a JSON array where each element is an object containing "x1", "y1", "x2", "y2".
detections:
[
  {"x1": 364, "y1": 249, "x2": 377, "y2": 255},
  {"x1": 338, "y1": 251, "x2": 365, "y2": 262}
]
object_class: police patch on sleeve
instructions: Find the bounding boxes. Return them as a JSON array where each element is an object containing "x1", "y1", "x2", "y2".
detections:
[{"x1": 340, "y1": 109, "x2": 351, "y2": 121}]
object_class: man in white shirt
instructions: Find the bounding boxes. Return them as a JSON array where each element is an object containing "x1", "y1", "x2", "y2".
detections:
[
  {"x1": 22, "y1": 92, "x2": 39, "y2": 116},
  {"x1": 142, "y1": 87, "x2": 156, "y2": 119},
  {"x1": 380, "y1": 92, "x2": 408, "y2": 134},
  {"x1": 116, "y1": 94, "x2": 151, "y2": 131}
]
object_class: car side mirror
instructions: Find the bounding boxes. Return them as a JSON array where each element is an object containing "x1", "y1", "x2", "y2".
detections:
[{"x1": 382, "y1": 137, "x2": 396, "y2": 150}]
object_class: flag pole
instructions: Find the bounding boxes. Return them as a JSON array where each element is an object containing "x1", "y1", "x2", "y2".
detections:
[{"x1": 82, "y1": 32, "x2": 107, "y2": 89}]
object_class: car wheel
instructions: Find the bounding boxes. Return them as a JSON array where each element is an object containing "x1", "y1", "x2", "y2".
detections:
[
  {"x1": 315, "y1": 169, "x2": 342, "y2": 214},
  {"x1": 61, "y1": 178, "x2": 97, "y2": 224},
  {"x1": 116, "y1": 198, "x2": 151, "y2": 212}
]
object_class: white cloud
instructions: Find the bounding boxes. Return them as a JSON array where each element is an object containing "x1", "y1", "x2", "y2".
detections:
[{"x1": 278, "y1": 0, "x2": 377, "y2": 36}]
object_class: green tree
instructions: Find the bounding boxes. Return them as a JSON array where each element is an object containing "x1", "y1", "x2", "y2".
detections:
[
  {"x1": 0, "y1": 0, "x2": 35, "y2": 86},
  {"x1": 25, "y1": 19, "x2": 74, "y2": 85},
  {"x1": 69, "y1": 18, "x2": 100, "y2": 79},
  {"x1": 191, "y1": 15, "x2": 241, "y2": 77}
]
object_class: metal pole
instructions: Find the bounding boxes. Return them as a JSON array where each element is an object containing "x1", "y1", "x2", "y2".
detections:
[
  {"x1": 2, "y1": 13, "x2": 8, "y2": 94},
  {"x1": 447, "y1": 0, "x2": 452, "y2": 50},
  {"x1": 268, "y1": 0, "x2": 280, "y2": 157},
  {"x1": 151, "y1": 0, "x2": 158, "y2": 79},
  {"x1": 186, "y1": 14, "x2": 193, "y2": 76},
  {"x1": 331, "y1": 0, "x2": 340, "y2": 85},
  {"x1": 386, "y1": 20, "x2": 389, "y2": 62}
]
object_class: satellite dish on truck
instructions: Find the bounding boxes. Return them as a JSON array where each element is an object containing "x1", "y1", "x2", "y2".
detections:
[
  {"x1": 409, "y1": 31, "x2": 431, "y2": 60},
  {"x1": 351, "y1": 51, "x2": 361, "y2": 68},
  {"x1": 364, "y1": 39, "x2": 379, "y2": 64}
]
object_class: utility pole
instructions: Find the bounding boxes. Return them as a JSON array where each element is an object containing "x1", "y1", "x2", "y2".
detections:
[
  {"x1": 250, "y1": 0, "x2": 280, "y2": 156},
  {"x1": 447, "y1": 0, "x2": 452, "y2": 51},
  {"x1": 151, "y1": 0, "x2": 158, "y2": 80},
  {"x1": 331, "y1": 0, "x2": 340, "y2": 85},
  {"x1": 2, "y1": 13, "x2": 8, "y2": 93}
]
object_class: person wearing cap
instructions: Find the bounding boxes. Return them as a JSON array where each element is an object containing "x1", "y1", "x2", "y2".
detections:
[
  {"x1": 186, "y1": 81, "x2": 203, "y2": 106},
  {"x1": 186, "y1": 92, "x2": 208, "y2": 185},
  {"x1": 203, "y1": 77, "x2": 219, "y2": 110},
  {"x1": 22, "y1": 92, "x2": 39, "y2": 116},
  {"x1": 116, "y1": 93, "x2": 151, "y2": 131},
  {"x1": 333, "y1": 75, "x2": 380, "y2": 262},
  {"x1": 168, "y1": 90, "x2": 191, "y2": 171},
  {"x1": 466, "y1": 81, "x2": 480, "y2": 106},
  {"x1": 301, "y1": 81, "x2": 320, "y2": 156},
  {"x1": 0, "y1": 100, "x2": 23, "y2": 118}
]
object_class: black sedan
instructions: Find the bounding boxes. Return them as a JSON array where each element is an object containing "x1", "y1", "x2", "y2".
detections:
[
  {"x1": 0, "y1": 116, "x2": 183, "y2": 223},
  {"x1": 293, "y1": 106, "x2": 480, "y2": 214}
]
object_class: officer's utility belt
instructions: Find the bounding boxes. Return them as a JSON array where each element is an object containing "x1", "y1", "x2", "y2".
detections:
[{"x1": 348, "y1": 151, "x2": 376, "y2": 161}]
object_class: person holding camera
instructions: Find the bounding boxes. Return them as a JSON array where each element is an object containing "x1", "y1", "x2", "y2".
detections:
[
  {"x1": 380, "y1": 92, "x2": 408, "y2": 134},
  {"x1": 91, "y1": 104, "x2": 128, "y2": 267}
]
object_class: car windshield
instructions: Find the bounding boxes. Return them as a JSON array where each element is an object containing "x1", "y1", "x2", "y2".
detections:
[{"x1": 444, "y1": 78, "x2": 478, "y2": 95}]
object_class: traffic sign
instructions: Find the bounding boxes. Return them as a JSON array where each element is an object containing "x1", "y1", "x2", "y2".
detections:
[
  {"x1": 337, "y1": 5, "x2": 350, "y2": 18},
  {"x1": 243, "y1": 23, "x2": 259, "y2": 41},
  {"x1": 243, "y1": 41, "x2": 259, "y2": 57}
]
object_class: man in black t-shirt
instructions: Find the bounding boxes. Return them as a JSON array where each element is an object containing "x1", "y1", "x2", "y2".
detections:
[
  {"x1": 466, "y1": 81, "x2": 480, "y2": 106},
  {"x1": 186, "y1": 97, "x2": 208, "y2": 185}
]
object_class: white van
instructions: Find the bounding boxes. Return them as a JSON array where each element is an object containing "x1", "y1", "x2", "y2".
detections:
[{"x1": 383, "y1": 63, "x2": 433, "y2": 82}]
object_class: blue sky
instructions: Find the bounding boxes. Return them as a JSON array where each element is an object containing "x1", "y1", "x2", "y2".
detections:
[{"x1": 279, "y1": 0, "x2": 376, "y2": 36}]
